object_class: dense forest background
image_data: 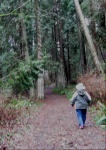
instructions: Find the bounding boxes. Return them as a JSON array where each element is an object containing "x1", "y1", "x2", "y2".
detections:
[
  {"x1": 0, "y1": 0, "x2": 106, "y2": 98},
  {"x1": 0, "y1": 0, "x2": 106, "y2": 149}
]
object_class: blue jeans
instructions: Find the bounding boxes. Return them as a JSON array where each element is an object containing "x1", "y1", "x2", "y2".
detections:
[{"x1": 76, "y1": 109, "x2": 87, "y2": 127}]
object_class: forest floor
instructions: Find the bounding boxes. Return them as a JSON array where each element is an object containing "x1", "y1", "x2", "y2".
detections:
[{"x1": 0, "y1": 87, "x2": 106, "y2": 149}]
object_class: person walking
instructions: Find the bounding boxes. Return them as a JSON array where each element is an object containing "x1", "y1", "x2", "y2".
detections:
[{"x1": 70, "y1": 83, "x2": 91, "y2": 129}]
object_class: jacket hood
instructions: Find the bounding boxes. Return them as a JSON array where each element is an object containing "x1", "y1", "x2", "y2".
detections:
[
  {"x1": 77, "y1": 89, "x2": 85, "y2": 96},
  {"x1": 76, "y1": 83, "x2": 86, "y2": 90}
]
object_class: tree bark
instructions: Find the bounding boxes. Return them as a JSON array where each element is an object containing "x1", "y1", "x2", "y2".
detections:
[
  {"x1": 73, "y1": 0, "x2": 105, "y2": 78},
  {"x1": 53, "y1": 4, "x2": 58, "y2": 86},
  {"x1": 77, "y1": 13, "x2": 87, "y2": 73},
  {"x1": 67, "y1": 31, "x2": 71, "y2": 83},
  {"x1": 58, "y1": 0, "x2": 67, "y2": 86},
  {"x1": 20, "y1": 0, "x2": 29, "y2": 62},
  {"x1": 35, "y1": 0, "x2": 44, "y2": 99}
]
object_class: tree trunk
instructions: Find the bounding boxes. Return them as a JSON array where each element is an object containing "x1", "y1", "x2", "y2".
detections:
[
  {"x1": 35, "y1": 0, "x2": 44, "y2": 99},
  {"x1": 20, "y1": 0, "x2": 29, "y2": 62},
  {"x1": 77, "y1": 13, "x2": 87, "y2": 73},
  {"x1": 89, "y1": 0, "x2": 106, "y2": 64},
  {"x1": 20, "y1": 0, "x2": 35, "y2": 98},
  {"x1": 58, "y1": 0, "x2": 67, "y2": 86},
  {"x1": 67, "y1": 31, "x2": 71, "y2": 83},
  {"x1": 53, "y1": 4, "x2": 58, "y2": 86},
  {"x1": 52, "y1": 25, "x2": 58, "y2": 86},
  {"x1": 73, "y1": 0, "x2": 105, "y2": 78}
]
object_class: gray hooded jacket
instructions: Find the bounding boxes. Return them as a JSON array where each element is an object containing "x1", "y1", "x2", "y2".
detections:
[{"x1": 71, "y1": 90, "x2": 91, "y2": 109}]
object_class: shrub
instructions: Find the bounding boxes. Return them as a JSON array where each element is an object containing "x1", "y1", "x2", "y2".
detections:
[
  {"x1": 78, "y1": 73, "x2": 106, "y2": 102},
  {"x1": 7, "y1": 60, "x2": 41, "y2": 94},
  {"x1": 92, "y1": 102, "x2": 106, "y2": 127},
  {"x1": 0, "y1": 96, "x2": 34, "y2": 129},
  {"x1": 0, "y1": 106, "x2": 21, "y2": 128}
]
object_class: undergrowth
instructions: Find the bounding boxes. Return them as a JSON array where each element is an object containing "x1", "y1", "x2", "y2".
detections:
[
  {"x1": 53, "y1": 85, "x2": 75, "y2": 99},
  {"x1": 90, "y1": 101, "x2": 106, "y2": 130},
  {"x1": 0, "y1": 95, "x2": 44, "y2": 128},
  {"x1": 0, "y1": 97, "x2": 34, "y2": 128},
  {"x1": 0, "y1": 95, "x2": 44, "y2": 149}
]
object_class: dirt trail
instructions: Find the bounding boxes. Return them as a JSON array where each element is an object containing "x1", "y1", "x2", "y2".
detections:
[{"x1": 7, "y1": 87, "x2": 106, "y2": 149}]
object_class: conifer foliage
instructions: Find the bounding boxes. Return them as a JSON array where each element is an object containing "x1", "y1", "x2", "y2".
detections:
[{"x1": 0, "y1": 0, "x2": 106, "y2": 96}]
